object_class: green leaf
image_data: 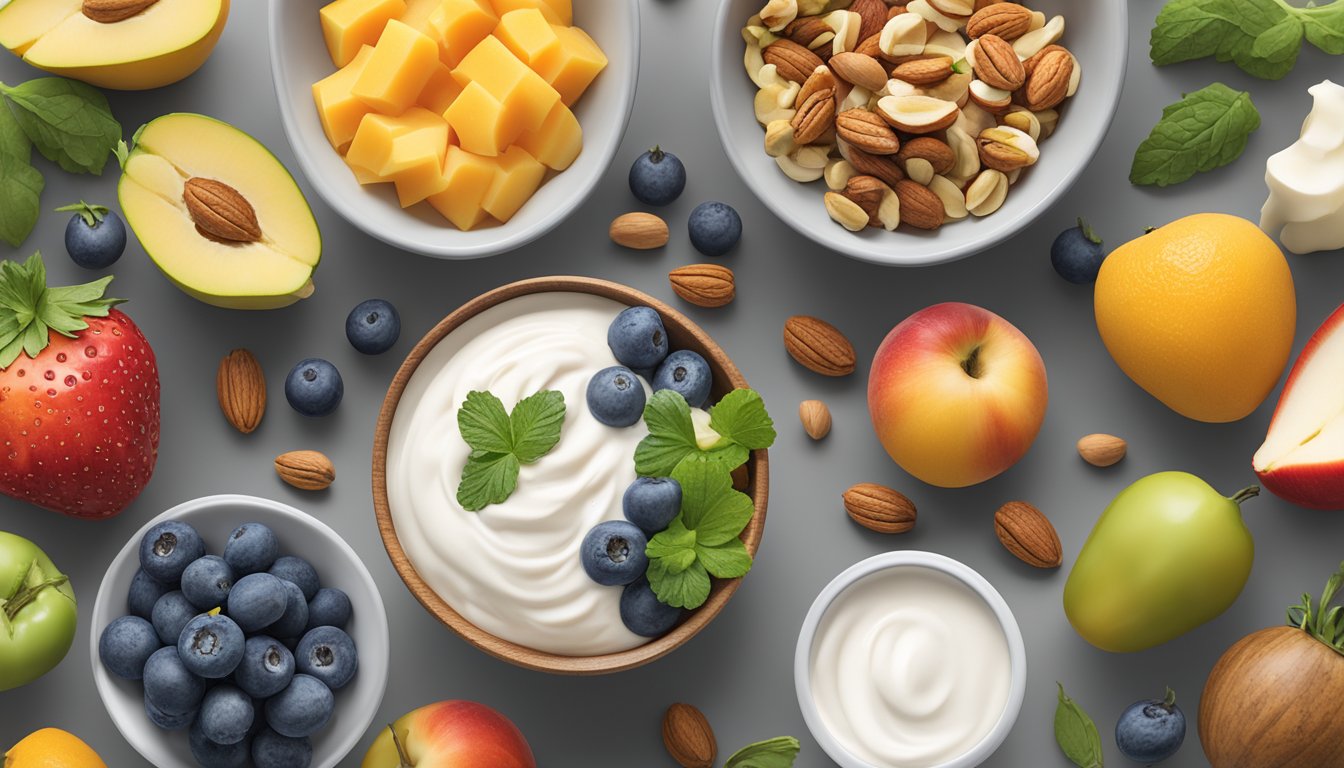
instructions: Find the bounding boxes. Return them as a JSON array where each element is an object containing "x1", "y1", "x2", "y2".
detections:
[
  {"x1": 1149, "y1": 0, "x2": 1300, "y2": 80},
  {"x1": 696, "y1": 537, "x2": 753, "y2": 579},
  {"x1": 454, "y1": 389, "x2": 566, "y2": 511},
  {"x1": 647, "y1": 557, "x2": 711, "y2": 610},
  {"x1": 1055, "y1": 683, "x2": 1104, "y2": 768},
  {"x1": 709, "y1": 389, "x2": 777, "y2": 451},
  {"x1": 724, "y1": 737, "x2": 801, "y2": 768},
  {"x1": 1130, "y1": 83, "x2": 1259, "y2": 187},
  {"x1": 645, "y1": 518, "x2": 696, "y2": 561},
  {"x1": 1301, "y1": 1, "x2": 1344, "y2": 53},
  {"x1": 0, "y1": 104, "x2": 42, "y2": 248},
  {"x1": 54, "y1": 200, "x2": 108, "y2": 227},
  {"x1": 0, "y1": 78, "x2": 121, "y2": 175},
  {"x1": 458, "y1": 391, "x2": 514, "y2": 455},
  {"x1": 509, "y1": 389, "x2": 565, "y2": 463},
  {"x1": 456, "y1": 453, "x2": 520, "y2": 512},
  {"x1": 634, "y1": 389, "x2": 699, "y2": 476},
  {"x1": 673, "y1": 461, "x2": 753, "y2": 546},
  {"x1": 0, "y1": 253, "x2": 120, "y2": 369}
]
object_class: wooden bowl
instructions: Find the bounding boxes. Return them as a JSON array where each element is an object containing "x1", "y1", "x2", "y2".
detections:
[{"x1": 372, "y1": 277, "x2": 769, "y2": 674}]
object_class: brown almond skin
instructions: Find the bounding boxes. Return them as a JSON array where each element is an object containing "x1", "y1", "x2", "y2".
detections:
[
  {"x1": 843, "y1": 483, "x2": 916, "y2": 534},
  {"x1": 670, "y1": 264, "x2": 735, "y2": 308},
  {"x1": 974, "y1": 34, "x2": 1026, "y2": 91},
  {"x1": 183, "y1": 177, "x2": 262, "y2": 243},
  {"x1": 764, "y1": 39, "x2": 826, "y2": 84},
  {"x1": 663, "y1": 703, "x2": 716, "y2": 768},
  {"x1": 83, "y1": 0, "x2": 158, "y2": 23},
  {"x1": 847, "y1": 146, "x2": 906, "y2": 188},
  {"x1": 896, "y1": 137, "x2": 955, "y2": 175},
  {"x1": 837, "y1": 109, "x2": 901, "y2": 155},
  {"x1": 609, "y1": 212, "x2": 668, "y2": 249},
  {"x1": 994, "y1": 501, "x2": 1062, "y2": 568},
  {"x1": 217, "y1": 349, "x2": 266, "y2": 434},
  {"x1": 800, "y1": 400, "x2": 832, "y2": 439},
  {"x1": 965, "y1": 2, "x2": 1032, "y2": 39},
  {"x1": 1077, "y1": 433, "x2": 1127, "y2": 467},
  {"x1": 784, "y1": 316, "x2": 856, "y2": 376},
  {"x1": 274, "y1": 450, "x2": 335, "y2": 491},
  {"x1": 1023, "y1": 49, "x2": 1073, "y2": 111},
  {"x1": 894, "y1": 179, "x2": 945, "y2": 230},
  {"x1": 791, "y1": 89, "x2": 837, "y2": 145}
]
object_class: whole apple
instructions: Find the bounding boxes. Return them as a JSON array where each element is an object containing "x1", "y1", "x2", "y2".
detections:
[
  {"x1": 362, "y1": 700, "x2": 536, "y2": 768},
  {"x1": 0, "y1": 531, "x2": 77, "y2": 691},
  {"x1": 868, "y1": 302, "x2": 1048, "y2": 488}
]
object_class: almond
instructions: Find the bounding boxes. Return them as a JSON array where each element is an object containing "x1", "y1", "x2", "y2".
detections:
[
  {"x1": 890, "y1": 55, "x2": 954, "y2": 86},
  {"x1": 894, "y1": 179, "x2": 945, "y2": 229},
  {"x1": 663, "y1": 703, "x2": 716, "y2": 768},
  {"x1": 764, "y1": 38, "x2": 826, "y2": 83},
  {"x1": 274, "y1": 450, "x2": 335, "y2": 491},
  {"x1": 845, "y1": 145, "x2": 905, "y2": 187},
  {"x1": 183, "y1": 178, "x2": 262, "y2": 243},
  {"x1": 1022, "y1": 44, "x2": 1068, "y2": 76},
  {"x1": 977, "y1": 125, "x2": 1038, "y2": 171},
  {"x1": 609, "y1": 212, "x2": 668, "y2": 249},
  {"x1": 798, "y1": 65, "x2": 836, "y2": 104},
  {"x1": 849, "y1": 0, "x2": 890, "y2": 42},
  {"x1": 965, "y1": 2, "x2": 1032, "y2": 39},
  {"x1": 799, "y1": 399, "x2": 832, "y2": 439},
  {"x1": 784, "y1": 15, "x2": 833, "y2": 48},
  {"x1": 825, "y1": 191, "x2": 870, "y2": 231},
  {"x1": 897, "y1": 136, "x2": 955, "y2": 175},
  {"x1": 670, "y1": 264, "x2": 735, "y2": 308},
  {"x1": 1077, "y1": 433, "x2": 1127, "y2": 467},
  {"x1": 994, "y1": 501, "x2": 1062, "y2": 568},
  {"x1": 973, "y1": 34, "x2": 1025, "y2": 90},
  {"x1": 842, "y1": 174, "x2": 891, "y2": 226},
  {"x1": 875, "y1": 94, "x2": 959, "y2": 133},
  {"x1": 784, "y1": 315, "x2": 856, "y2": 376},
  {"x1": 790, "y1": 88, "x2": 836, "y2": 144},
  {"x1": 829, "y1": 51, "x2": 888, "y2": 92},
  {"x1": 1023, "y1": 48, "x2": 1072, "y2": 110},
  {"x1": 843, "y1": 483, "x2": 916, "y2": 534},
  {"x1": 217, "y1": 349, "x2": 266, "y2": 434},
  {"x1": 836, "y1": 109, "x2": 900, "y2": 155},
  {"x1": 83, "y1": 0, "x2": 158, "y2": 23},
  {"x1": 855, "y1": 32, "x2": 884, "y2": 59}
]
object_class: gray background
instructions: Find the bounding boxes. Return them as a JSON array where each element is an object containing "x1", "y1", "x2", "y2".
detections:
[{"x1": 3, "y1": 1, "x2": 1344, "y2": 765}]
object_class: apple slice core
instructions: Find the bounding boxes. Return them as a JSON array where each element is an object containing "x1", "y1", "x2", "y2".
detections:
[{"x1": 1254, "y1": 307, "x2": 1344, "y2": 472}]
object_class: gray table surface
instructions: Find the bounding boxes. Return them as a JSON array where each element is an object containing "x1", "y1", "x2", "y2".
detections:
[{"x1": 5, "y1": 1, "x2": 1344, "y2": 765}]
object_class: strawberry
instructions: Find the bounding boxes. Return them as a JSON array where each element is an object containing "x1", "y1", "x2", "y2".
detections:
[{"x1": 0, "y1": 253, "x2": 159, "y2": 519}]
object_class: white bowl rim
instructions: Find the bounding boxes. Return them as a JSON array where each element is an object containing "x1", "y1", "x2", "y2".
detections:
[
  {"x1": 89, "y1": 493, "x2": 391, "y2": 768},
  {"x1": 793, "y1": 551, "x2": 1027, "y2": 768},
  {"x1": 708, "y1": 1, "x2": 1129, "y2": 267},
  {"x1": 265, "y1": 0, "x2": 641, "y2": 259}
]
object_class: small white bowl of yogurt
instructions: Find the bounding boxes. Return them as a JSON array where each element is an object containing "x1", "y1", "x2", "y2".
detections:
[{"x1": 795, "y1": 552, "x2": 1026, "y2": 768}]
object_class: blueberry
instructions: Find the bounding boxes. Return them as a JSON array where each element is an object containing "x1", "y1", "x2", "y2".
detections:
[
  {"x1": 269, "y1": 556, "x2": 320, "y2": 601},
  {"x1": 623, "y1": 477, "x2": 682, "y2": 534},
  {"x1": 628, "y1": 146, "x2": 686, "y2": 206},
  {"x1": 1051, "y1": 217, "x2": 1107, "y2": 284},
  {"x1": 580, "y1": 521, "x2": 649, "y2": 586},
  {"x1": 152, "y1": 590, "x2": 199, "y2": 646},
  {"x1": 182, "y1": 555, "x2": 235, "y2": 611},
  {"x1": 652, "y1": 350, "x2": 712, "y2": 409},
  {"x1": 607, "y1": 306, "x2": 669, "y2": 370},
  {"x1": 266, "y1": 674, "x2": 334, "y2": 738},
  {"x1": 139, "y1": 520, "x2": 205, "y2": 583},
  {"x1": 128, "y1": 568, "x2": 173, "y2": 620},
  {"x1": 264, "y1": 580, "x2": 309, "y2": 639},
  {"x1": 227, "y1": 573, "x2": 289, "y2": 633},
  {"x1": 587, "y1": 366, "x2": 647, "y2": 427},
  {"x1": 200, "y1": 683, "x2": 255, "y2": 746},
  {"x1": 285, "y1": 358, "x2": 343, "y2": 417},
  {"x1": 234, "y1": 636, "x2": 296, "y2": 699},
  {"x1": 687, "y1": 201, "x2": 741, "y2": 257},
  {"x1": 295, "y1": 625, "x2": 358, "y2": 690},
  {"x1": 59, "y1": 202, "x2": 126, "y2": 270},
  {"x1": 143, "y1": 646, "x2": 206, "y2": 716},
  {"x1": 252, "y1": 728, "x2": 313, "y2": 768},
  {"x1": 223, "y1": 523, "x2": 280, "y2": 575},
  {"x1": 178, "y1": 613, "x2": 246, "y2": 679},
  {"x1": 98, "y1": 615, "x2": 161, "y2": 680},
  {"x1": 190, "y1": 717, "x2": 251, "y2": 768},
  {"x1": 1116, "y1": 688, "x2": 1185, "y2": 765},
  {"x1": 346, "y1": 298, "x2": 401, "y2": 355},
  {"x1": 144, "y1": 693, "x2": 195, "y2": 730},
  {"x1": 306, "y1": 588, "x2": 352, "y2": 631},
  {"x1": 620, "y1": 578, "x2": 682, "y2": 637}
]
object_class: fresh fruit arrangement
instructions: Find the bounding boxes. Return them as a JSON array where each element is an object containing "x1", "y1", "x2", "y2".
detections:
[
  {"x1": 742, "y1": 0, "x2": 1078, "y2": 233},
  {"x1": 312, "y1": 0, "x2": 607, "y2": 229},
  {"x1": 0, "y1": 531, "x2": 77, "y2": 692},
  {"x1": 98, "y1": 519, "x2": 358, "y2": 768},
  {"x1": 361, "y1": 700, "x2": 536, "y2": 768}
]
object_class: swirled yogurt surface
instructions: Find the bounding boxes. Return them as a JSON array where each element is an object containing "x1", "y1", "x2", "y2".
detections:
[
  {"x1": 809, "y1": 566, "x2": 1011, "y2": 767},
  {"x1": 386, "y1": 292, "x2": 648, "y2": 656}
]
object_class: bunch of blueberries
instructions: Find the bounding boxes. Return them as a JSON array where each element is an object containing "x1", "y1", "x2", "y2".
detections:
[{"x1": 99, "y1": 520, "x2": 358, "y2": 768}]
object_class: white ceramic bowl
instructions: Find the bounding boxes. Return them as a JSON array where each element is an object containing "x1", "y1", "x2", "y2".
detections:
[
  {"x1": 91, "y1": 495, "x2": 390, "y2": 768},
  {"x1": 268, "y1": 0, "x2": 639, "y2": 259},
  {"x1": 710, "y1": 0, "x2": 1127, "y2": 266},
  {"x1": 794, "y1": 551, "x2": 1026, "y2": 768}
]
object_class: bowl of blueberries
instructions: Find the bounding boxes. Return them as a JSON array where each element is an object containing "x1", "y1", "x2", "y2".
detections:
[{"x1": 91, "y1": 495, "x2": 390, "y2": 768}]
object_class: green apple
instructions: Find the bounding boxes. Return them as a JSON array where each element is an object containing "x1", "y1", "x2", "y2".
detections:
[{"x1": 0, "y1": 531, "x2": 77, "y2": 691}]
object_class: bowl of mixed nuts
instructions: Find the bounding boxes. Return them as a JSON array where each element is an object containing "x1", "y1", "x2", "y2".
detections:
[{"x1": 710, "y1": 0, "x2": 1126, "y2": 266}]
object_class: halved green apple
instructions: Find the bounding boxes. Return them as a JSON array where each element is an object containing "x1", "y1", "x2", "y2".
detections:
[{"x1": 118, "y1": 113, "x2": 322, "y2": 310}]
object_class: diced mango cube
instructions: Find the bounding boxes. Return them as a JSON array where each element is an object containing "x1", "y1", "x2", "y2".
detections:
[
  {"x1": 452, "y1": 35, "x2": 560, "y2": 134},
  {"x1": 427, "y1": 146, "x2": 498, "y2": 229},
  {"x1": 536, "y1": 24, "x2": 607, "y2": 106},
  {"x1": 312, "y1": 44, "x2": 377, "y2": 152},
  {"x1": 516, "y1": 101, "x2": 581, "y2": 170},
  {"x1": 482, "y1": 145, "x2": 546, "y2": 222},
  {"x1": 352, "y1": 19, "x2": 440, "y2": 114},
  {"x1": 345, "y1": 107, "x2": 447, "y2": 176},
  {"x1": 398, "y1": 0, "x2": 441, "y2": 32},
  {"x1": 418, "y1": 60, "x2": 464, "y2": 114},
  {"x1": 320, "y1": 0, "x2": 406, "y2": 67},
  {"x1": 425, "y1": 0, "x2": 498, "y2": 67},
  {"x1": 490, "y1": 0, "x2": 570, "y2": 25},
  {"x1": 443, "y1": 81, "x2": 513, "y2": 155},
  {"x1": 389, "y1": 152, "x2": 450, "y2": 207},
  {"x1": 493, "y1": 8, "x2": 559, "y2": 69},
  {"x1": 346, "y1": 159, "x2": 385, "y2": 185}
]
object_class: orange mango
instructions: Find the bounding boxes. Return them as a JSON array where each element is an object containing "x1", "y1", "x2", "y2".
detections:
[
  {"x1": 425, "y1": 0, "x2": 498, "y2": 67},
  {"x1": 312, "y1": 44, "x2": 376, "y2": 151},
  {"x1": 482, "y1": 145, "x2": 546, "y2": 222},
  {"x1": 516, "y1": 101, "x2": 581, "y2": 170},
  {"x1": 428, "y1": 146, "x2": 498, "y2": 229},
  {"x1": 352, "y1": 19, "x2": 439, "y2": 114},
  {"x1": 319, "y1": 0, "x2": 406, "y2": 67},
  {"x1": 493, "y1": 8, "x2": 560, "y2": 68},
  {"x1": 534, "y1": 24, "x2": 606, "y2": 105},
  {"x1": 490, "y1": 0, "x2": 570, "y2": 25}
]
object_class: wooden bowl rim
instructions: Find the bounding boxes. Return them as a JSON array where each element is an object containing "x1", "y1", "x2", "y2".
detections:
[{"x1": 371, "y1": 276, "x2": 770, "y2": 675}]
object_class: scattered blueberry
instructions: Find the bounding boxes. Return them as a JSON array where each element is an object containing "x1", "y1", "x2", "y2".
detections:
[
  {"x1": 1115, "y1": 688, "x2": 1185, "y2": 765},
  {"x1": 178, "y1": 613, "x2": 246, "y2": 679},
  {"x1": 587, "y1": 366, "x2": 647, "y2": 427},
  {"x1": 224, "y1": 523, "x2": 280, "y2": 576},
  {"x1": 57, "y1": 201, "x2": 126, "y2": 270},
  {"x1": 295, "y1": 626, "x2": 358, "y2": 691},
  {"x1": 145, "y1": 693, "x2": 196, "y2": 730},
  {"x1": 227, "y1": 573, "x2": 290, "y2": 633},
  {"x1": 190, "y1": 717, "x2": 251, "y2": 768},
  {"x1": 652, "y1": 349, "x2": 712, "y2": 408},
  {"x1": 143, "y1": 646, "x2": 206, "y2": 717},
  {"x1": 623, "y1": 477, "x2": 682, "y2": 535},
  {"x1": 1051, "y1": 217, "x2": 1107, "y2": 284},
  {"x1": 98, "y1": 615, "x2": 161, "y2": 680},
  {"x1": 200, "y1": 683, "x2": 255, "y2": 746},
  {"x1": 269, "y1": 556, "x2": 320, "y2": 602},
  {"x1": 580, "y1": 521, "x2": 649, "y2": 586},
  {"x1": 628, "y1": 146, "x2": 686, "y2": 206},
  {"x1": 687, "y1": 201, "x2": 741, "y2": 257},
  {"x1": 306, "y1": 588, "x2": 352, "y2": 631},
  {"x1": 266, "y1": 674, "x2": 334, "y2": 738},
  {"x1": 234, "y1": 636, "x2": 296, "y2": 700},
  {"x1": 620, "y1": 578, "x2": 683, "y2": 637},
  {"x1": 346, "y1": 298, "x2": 401, "y2": 355},
  {"x1": 182, "y1": 555, "x2": 235, "y2": 611},
  {"x1": 252, "y1": 728, "x2": 313, "y2": 768},
  {"x1": 265, "y1": 580, "x2": 309, "y2": 639},
  {"x1": 285, "y1": 358, "x2": 343, "y2": 417},
  {"x1": 139, "y1": 520, "x2": 205, "y2": 583},
  {"x1": 152, "y1": 590, "x2": 200, "y2": 646},
  {"x1": 607, "y1": 306, "x2": 669, "y2": 370}
]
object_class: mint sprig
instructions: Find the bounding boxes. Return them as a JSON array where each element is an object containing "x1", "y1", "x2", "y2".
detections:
[
  {"x1": 1151, "y1": 0, "x2": 1344, "y2": 81},
  {"x1": 1130, "y1": 83, "x2": 1259, "y2": 187},
  {"x1": 725, "y1": 736, "x2": 801, "y2": 767},
  {"x1": 645, "y1": 461, "x2": 756, "y2": 609},
  {"x1": 0, "y1": 252, "x2": 123, "y2": 369},
  {"x1": 0, "y1": 78, "x2": 121, "y2": 175},
  {"x1": 456, "y1": 389, "x2": 565, "y2": 511},
  {"x1": 635, "y1": 388, "x2": 776, "y2": 477},
  {"x1": 1055, "y1": 683, "x2": 1104, "y2": 768}
]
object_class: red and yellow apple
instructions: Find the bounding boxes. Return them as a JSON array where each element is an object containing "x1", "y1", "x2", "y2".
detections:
[
  {"x1": 362, "y1": 700, "x2": 536, "y2": 768},
  {"x1": 868, "y1": 302, "x2": 1048, "y2": 488}
]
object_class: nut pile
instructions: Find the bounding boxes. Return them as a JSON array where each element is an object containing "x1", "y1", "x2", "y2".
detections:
[{"x1": 743, "y1": 0, "x2": 1079, "y2": 233}]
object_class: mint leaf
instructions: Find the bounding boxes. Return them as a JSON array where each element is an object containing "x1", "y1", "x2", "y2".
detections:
[
  {"x1": 634, "y1": 390, "x2": 698, "y2": 476},
  {"x1": 1301, "y1": 1, "x2": 1344, "y2": 54},
  {"x1": 646, "y1": 518, "x2": 696, "y2": 561},
  {"x1": 725, "y1": 737, "x2": 801, "y2": 768},
  {"x1": 0, "y1": 104, "x2": 42, "y2": 248},
  {"x1": 456, "y1": 453, "x2": 520, "y2": 512},
  {"x1": 635, "y1": 388, "x2": 776, "y2": 477},
  {"x1": 1055, "y1": 684, "x2": 1104, "y2": 768},
  {"x1": 509, "y1": 389, "x2": 565, "y2": 463},
  {"x1": 709, "y1": 389, "x2": 777, "y2": 450},
  {"x1": 1130, "y1": 83, "x2": 1259, "y2": 187},
  {"x1": 1, "y1": 78, "x2": 121, "y2": 175},
  {"x1": 458, "y1": 391, "x2": 513, "y2": 455},
  {"x1": 1149, "y1": 0, "x2": 1299, "y2": 80},
  {"x1": 455, "y1": 389, "x2": 565, "y2": 511},
  {"x1": 648, "y1": 557, "x2": 710, "y2": 609},
  {"x1": 673, "y1": 461, "x2": 753, "y2": 546},
  {"x1": 696, "y1": 538, "x2": 752, "y2": 579}
]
